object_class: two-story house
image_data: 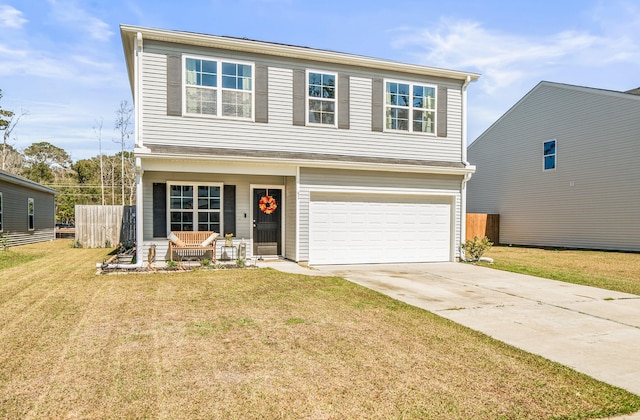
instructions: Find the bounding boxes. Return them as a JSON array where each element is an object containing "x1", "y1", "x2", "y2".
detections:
[{"x1": 120, "y1": 25, "x2": 479, "y2": 265}]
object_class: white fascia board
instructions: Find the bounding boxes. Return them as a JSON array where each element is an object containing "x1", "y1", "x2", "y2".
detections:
[
  {"x1": 121, "y1": 25, "x2": 480, "y2": 84},
  {"x1": 135, "y1": 151, "x2": 476, "y2": 177}
]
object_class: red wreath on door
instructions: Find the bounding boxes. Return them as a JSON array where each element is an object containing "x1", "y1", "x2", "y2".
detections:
[{"x1": 259, "y1": 195, "x2": 277, "y2": 214}]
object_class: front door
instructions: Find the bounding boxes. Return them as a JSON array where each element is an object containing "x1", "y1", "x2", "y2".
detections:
[{"x1": 253, "y1": 188, "x2": 282, "y2": 256}]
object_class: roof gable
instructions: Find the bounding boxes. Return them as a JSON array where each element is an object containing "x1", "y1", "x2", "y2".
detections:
[{"x1": 469, "y1": 81, "x2": 640, "y2": 150}]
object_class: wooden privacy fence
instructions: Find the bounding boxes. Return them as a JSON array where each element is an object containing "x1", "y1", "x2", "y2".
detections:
[
  {"x1": 75, "y1": 205, "x2": 136, "y2": 248},
  {"x1": 466, "y1": 213, "x2": 500, "y2": 244}
]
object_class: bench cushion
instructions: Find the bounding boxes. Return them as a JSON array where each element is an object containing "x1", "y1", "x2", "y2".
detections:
[
  {"x1": 168, "y1": 232, "x2": 186, "y2": 247},
  {"x1": 200, "y1": 232, "x2": 219, "y2": 247}
]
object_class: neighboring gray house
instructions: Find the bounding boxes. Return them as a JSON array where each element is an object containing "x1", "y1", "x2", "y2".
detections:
[
  {"x1": 0, "y1": 169, "x2": 58, "y2": 247},
  {"x1": 120, "y1": 25, "x2": 479, "y2": 265},
  {"x1": 467, "y1": 81, "x2": 640, "y2": 251}
]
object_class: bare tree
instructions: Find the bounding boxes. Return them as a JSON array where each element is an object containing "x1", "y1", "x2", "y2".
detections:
[
  {"x1": 94, "y1": 118, "x2": 105, "y2": 205},
  {"x1": 1, "y1": 90, "x2": 27, "y2": 171},
  {"x1": 114, "y1": 101, "x2": 133, "y2": 205}
]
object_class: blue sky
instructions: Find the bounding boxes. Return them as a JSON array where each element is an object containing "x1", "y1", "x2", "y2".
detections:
[{"x1": 1, "y1": 0, "x2": 639, "y2": 161}]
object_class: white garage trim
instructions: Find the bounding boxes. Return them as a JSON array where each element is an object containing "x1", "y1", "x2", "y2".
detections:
[{"x1": 309, "y1": 191, "x2": 454, "y2": 265}]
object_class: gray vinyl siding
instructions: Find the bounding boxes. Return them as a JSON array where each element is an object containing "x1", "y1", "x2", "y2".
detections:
[
  {"x1": 297, "y1": 168, "x2": 463, "y2": 261},
  {"x1": 139, "y1": 41, "x2": 465, "y2": 163},
  {"x1": 284, "y1": 176, "x2": 297, "y2": 260},
  {"x1": 0, "y1": 179, "x2": 55, "y2": 247},
  {"x1": 467, "y1": 82, "x2": 640, "y2": 251}
]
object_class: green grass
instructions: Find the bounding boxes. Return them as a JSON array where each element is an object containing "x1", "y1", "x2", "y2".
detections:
[
  {"x1": 0, "y1": 248, "x2": 45, "y2": 270},
  {"x1": 482, "y1": 246, "x2": 640, "y2": 295},
  {"x1": 0, "y1": 240, "x2": 639, "y2": 419}
]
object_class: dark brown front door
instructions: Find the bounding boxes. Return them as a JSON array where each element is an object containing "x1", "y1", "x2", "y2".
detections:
[{"x1": 253, "y1": 188, "x2": 282, "y2": 256}]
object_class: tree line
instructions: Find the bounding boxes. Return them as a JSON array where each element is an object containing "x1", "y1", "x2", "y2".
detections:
[{"x1": 1, "y1": 90, "x2": 135, "y2": 224}]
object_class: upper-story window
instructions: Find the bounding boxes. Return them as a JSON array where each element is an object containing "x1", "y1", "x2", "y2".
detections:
[
  {"x1": 307, "y1": 71, "x2": 336, "y2": 126},
  {"x1": 184, "y1": 56, "x2": 254, "y2": 120},
  {"x1": 28, "y1": 198, "x2": 34, "y2": 231},
  {"x1": 385, "y1": 80, "x2": 436, "y2": 134},
  {"x1": 543, "y1": 139, "x2": 556, "y2": 171}
]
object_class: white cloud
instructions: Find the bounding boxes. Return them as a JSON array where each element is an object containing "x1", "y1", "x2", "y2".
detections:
[
  {"x1": 391, "y1": 18, "x2": 632, "y2": 94},
  {"x1": 0, "y1": 4, "x2": 27, "y2": 28},
  {"x1": 47, "y1": 0, "x2": 113, "y2": 41},
  {"x1": 390, "y1": 3, "x2": 640, "y2": 141}
]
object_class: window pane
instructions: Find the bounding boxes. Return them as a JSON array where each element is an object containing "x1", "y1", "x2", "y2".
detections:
[
  {"x1": 202, "y1": 60, "x2": 217, "y2": 75},
  {"x1": 413, "y1": 110, "x2": 435, "y2": 133},
  {"x1": 309, "y1": 72, "x2": 321, "y2": 85},
  {"x1": 386, "y1": 107, "x2": 409, "y2": 130},
  {"x1": 186, "y1": 87, "x2": 217, "y2": 115},
  {"x1": 544, "y1": 140, "x2": 556, "y2": 156},
  {"x1": 222, "y1": 75, "x2": 237, "y2": 89},
  {"x1": 222, "y1": 62, "x2": 236, "y2": 76},
  {"x1": 238, "y1": 64, "x2": 251, "y2": 77},
  {"x1": 185, "y1": 58, "x2": 216, "y2": 87},
  {"x1": 544, "y1": 155, "x2": 555, "y2": 170},
  {"x1": 309, "y1": 85, "x2": 321, "y2": 98},
  {"x1": 222, "y1": 90, "x2": 252, "y2": 118},
  {"x1": 413, "y1": 85, "x2": 435, "y2": 109}
]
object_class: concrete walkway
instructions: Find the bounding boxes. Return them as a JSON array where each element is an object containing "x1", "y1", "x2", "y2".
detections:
[{"x1": 259, "y1": 260, "x2": 640, "y2": 399}]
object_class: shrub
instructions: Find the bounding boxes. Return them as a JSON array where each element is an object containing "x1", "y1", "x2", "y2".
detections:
[{"x1": 462, "y1": 236, "x2": 493, "y2": 262}]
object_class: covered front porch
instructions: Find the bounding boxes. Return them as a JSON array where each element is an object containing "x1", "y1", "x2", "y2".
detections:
[{"x1": 135, "y1": 156, "x2": 297, "y2": 264}]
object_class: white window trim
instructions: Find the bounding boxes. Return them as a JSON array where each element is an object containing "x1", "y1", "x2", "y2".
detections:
[
  {"x1": 543, "y1": 138, "x2": 557, "y2": 171},
  {"x1": 306, "y1": 69, "x2": 338, "y2": 128},
  {"x1": 166, "y1": 182, "x2": 224, "y2": 233},
  {"x1": 28, "y1": 197, "x2": 34, "y2": 231},
  {"x1": 0, "y1": 191, "x2": 3, "y2": 232},
  {"x1": 182, "y1": 54, "x2": 255, "y2": 121},
  {"x1": 383, "y1": 78, "x2": 437, "y2": 135}
]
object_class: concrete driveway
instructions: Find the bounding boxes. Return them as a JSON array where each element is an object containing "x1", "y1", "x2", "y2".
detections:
[{"x1": 308, "y1": 262, "x2": 640, "y2": 397}]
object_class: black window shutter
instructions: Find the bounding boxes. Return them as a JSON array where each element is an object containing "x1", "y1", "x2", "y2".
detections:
[
  {"x1": 152, "y1": 183, "x2": 167, "y2": 237},
  {"x1": 223, "y1": 185, "x2": 236, "y2": 236},
  {"x1": 166, "y1": 55, "x2": 182, "y2": 116},
  {"x1": 292, "y1": 69, "x2": 306, "y2": 126},
  {"x1": 437, "y1": 86, "x2": 448, "y2": 137},
  {"x1": 338, "y1": 74, "x2": 350, "y2": 129},
  {"x1": 371, "y1": 78, "x2": 384, "y2": 132},
  {"x1": 255, "y1": 64, "x2": 269, "y2": 123}
]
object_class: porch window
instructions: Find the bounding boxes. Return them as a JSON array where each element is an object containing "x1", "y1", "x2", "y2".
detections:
[
  {"x1": 168, "y1": 183, "x2": 221, "y2": 232},
  {"x1": 543, "y1": 139, "x2": 556, "y2": 171},
  {"x1": 385, "y1": 80, "x2": 436, "y2": 134},
  {"x1": 28, "y1": 197, "x2": 34, "y2": 231},
  {"x1": 184, "y1": 55, "x2": 253, "y2": 120}
]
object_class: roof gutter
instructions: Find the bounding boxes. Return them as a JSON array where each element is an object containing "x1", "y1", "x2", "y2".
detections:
[
  {"x1": 461, "y1": 75, "x2": 474, "y2": 166},
  {"x1": 135, "y1": 149, "x2": 477, "y2": 176}
]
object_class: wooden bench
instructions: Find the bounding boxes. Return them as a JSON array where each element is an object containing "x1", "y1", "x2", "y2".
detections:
[{"x1": 168, "y1": 231, "x2": 218, "y2": 262}]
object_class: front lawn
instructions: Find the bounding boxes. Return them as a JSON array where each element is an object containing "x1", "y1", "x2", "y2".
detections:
[
  {"x1": 482, "y1": 246, "x2": 640, "y2": 295},
  {"x1": 1, "y1": 240, "x2": 639, "y2": 418}
]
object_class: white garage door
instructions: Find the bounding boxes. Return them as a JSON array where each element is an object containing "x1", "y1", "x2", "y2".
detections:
[{"x1": 309, "y1": 192, "x2": 452, "y2": 265}]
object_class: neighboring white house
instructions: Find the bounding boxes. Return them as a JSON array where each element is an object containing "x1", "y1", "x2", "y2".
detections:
[
  {"x1": 467, "y1": 81, "x2": 640, "y2": 251},
  {"x1": 120, "y1": 25, "x2": 479, "y2": 265}
]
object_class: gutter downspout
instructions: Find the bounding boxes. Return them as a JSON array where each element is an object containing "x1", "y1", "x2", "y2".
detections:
[
  {"x1": 460, "y1": 75, "x2": 473, "y2": 258},
  {"x1": 132, "y1": 32, "x2": 145, "y2": 269}
]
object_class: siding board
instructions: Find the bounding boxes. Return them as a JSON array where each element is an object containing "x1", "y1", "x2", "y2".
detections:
[
  {"x1": 140, "y1": 50, "x2": 464, "y2": 164},
  {"x1": 468, "y1": 82, "x2": 640, "y2": 251}
]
